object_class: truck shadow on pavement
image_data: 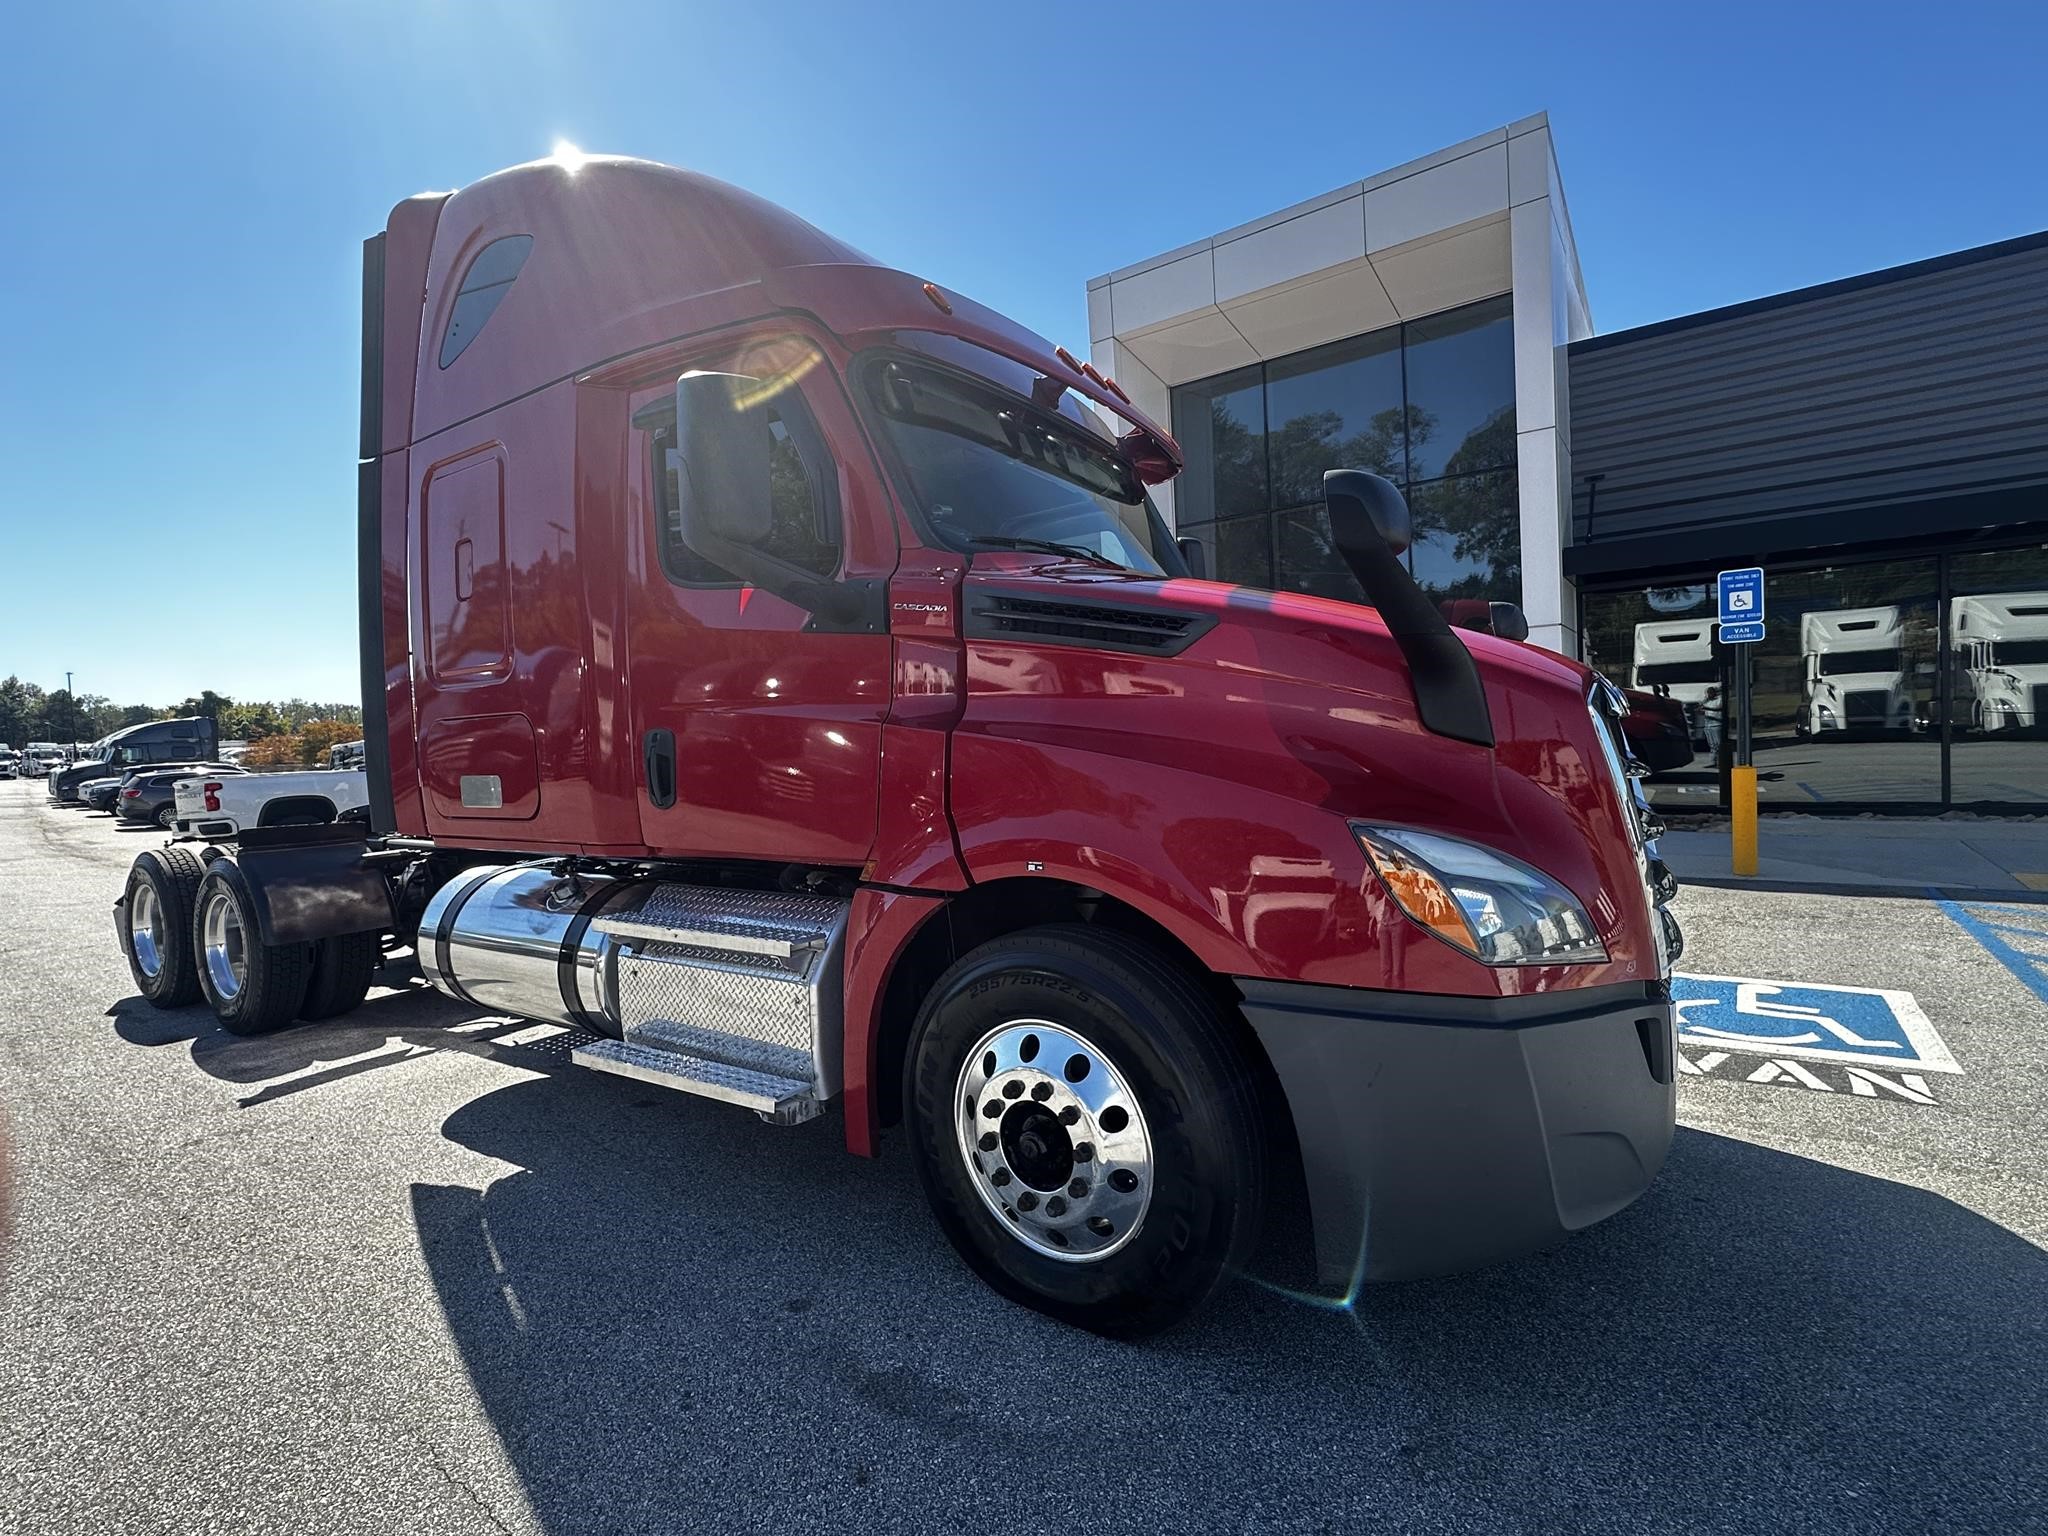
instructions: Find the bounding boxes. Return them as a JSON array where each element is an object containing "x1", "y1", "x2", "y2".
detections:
[
  {"x1": 106, "y1": 992, "x2": 2046, "y2": 1532},
  {"x1": 410, "y1": 1077, "x2": 2046, "y2": 1534}
]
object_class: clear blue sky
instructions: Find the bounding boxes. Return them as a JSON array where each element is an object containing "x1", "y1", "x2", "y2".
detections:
[{"x1": 3, "y1": 1, "x2": 2042, "y2": 706}]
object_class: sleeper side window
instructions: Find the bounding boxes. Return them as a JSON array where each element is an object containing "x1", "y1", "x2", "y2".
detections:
[{"x1": 439, "y1": 235, "x2": 534, "y2": 368}]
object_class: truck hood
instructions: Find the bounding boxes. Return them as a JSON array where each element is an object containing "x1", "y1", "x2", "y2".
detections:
[{"x1": 954, "y1": 568, "x2": 1655, "y2": 990}]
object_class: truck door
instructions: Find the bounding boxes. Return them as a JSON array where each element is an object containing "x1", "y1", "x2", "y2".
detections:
[{"x1": 625, "y1": 334, "x2": 895, "y2": 865}]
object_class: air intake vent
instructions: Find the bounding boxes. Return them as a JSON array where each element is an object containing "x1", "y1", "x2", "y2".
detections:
[{"x1": 966, "y1": 592, "x2": 1216, "y2": 656}]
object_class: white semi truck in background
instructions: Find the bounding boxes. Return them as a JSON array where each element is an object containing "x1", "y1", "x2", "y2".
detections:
[
  {"x1": 1952, "y1": 591, "x2": 2048, "y2": 731},
  {"x1": 1799, "y1": 606, "x2": 1915, "y2": 736},
  {"x1": 1631, "y1": 620, "x2": 1720, "y2": 757}
]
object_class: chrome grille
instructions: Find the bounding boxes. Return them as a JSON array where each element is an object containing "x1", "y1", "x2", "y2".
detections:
[{"x1": 1589, "y1": 676, "x2": 1681, "y2": 971}]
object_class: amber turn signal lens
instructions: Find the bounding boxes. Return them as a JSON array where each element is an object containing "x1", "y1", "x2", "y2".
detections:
[{"x1": 1357, "y1": 832, "x2": 1482, "y2": 957}]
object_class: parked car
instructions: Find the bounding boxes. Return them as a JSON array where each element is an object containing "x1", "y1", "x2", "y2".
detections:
[
  {"x1": 171, "y1": 767, "x2": 369, "y2": 838},
  {"x1": 120, "y1": 765, "x2": 247, "y2": 829},
  {"x1": 81, "y1": 776, "x2": 131, "y2": 812},
  {"x1": 0, "y1": 747, "x2": 19, "y2": 780}
]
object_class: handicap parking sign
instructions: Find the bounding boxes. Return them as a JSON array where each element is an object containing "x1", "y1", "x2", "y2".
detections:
[
  {"x1": 1672, "y1": 973, "x2": 1960, "y2": 1073},
  {"x1": 1717, "y1": 567, "x2": 1763, "y2": 623}
]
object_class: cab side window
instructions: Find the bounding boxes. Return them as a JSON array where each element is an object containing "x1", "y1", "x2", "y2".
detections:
[{"x1": 648, "y1": 384, "x2": 840, "y2": 586}]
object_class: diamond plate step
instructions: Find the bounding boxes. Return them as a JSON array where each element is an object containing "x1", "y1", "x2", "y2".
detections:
[
  {"x1": 592, "y1": 886, "x2": 845, "y2": 959},
  {"x1": 572, "y1": 1039, "x2": 822, "y2": 1125},
  {"x1": 627, "y1": 1016, "x2": 811, "y2": 1082}
]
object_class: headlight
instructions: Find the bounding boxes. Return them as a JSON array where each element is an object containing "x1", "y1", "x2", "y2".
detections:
[{"x1": 1355, "y1": 826, "x2": 1607, "y2": 966}]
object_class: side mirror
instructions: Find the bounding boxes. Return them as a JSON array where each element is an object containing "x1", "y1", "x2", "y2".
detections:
[
  {"x1": 1323, "y1": 468, "x2": 1412, "y2": 558},
  {"x1": 1488, "y1": 602, "x2": 1530, "y2": 642},
  {"x1": 673, "y1": 371, "x2": 775, "y2": 547},
  {"x1": 1176, "y1": 536, "x2": 1208, "y2": 580}
]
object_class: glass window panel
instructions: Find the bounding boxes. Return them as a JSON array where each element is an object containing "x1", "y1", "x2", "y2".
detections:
[
  {"x1": 1948, "y1": 544, "x2": 2048, "y2": 805},
  {"x1": 1755, "y1": 559, "x2": 1939, "y2": 806},
  {"x1": 1178, "y1": 516, "x2": 1273, "y2": 590},
  {"x1": 1581, "y1": 584, "x2": 1725, "y2": 810},
  {"x1": 1274, "y1": 506, "x2": 1367, "y2": 605},
  {"x1": 1264, "y1": 328, "x2": 1405, "y2": 510},
  {"x1": 1171, "y1": 366, "x2": 1266, "y2": 523},
  {"x1": 1407, "y1": 470, "x2": 1520, "y2": 607},
  {"x1": 1402, "y1": 295, "x2": 1516, "y2": 481}
]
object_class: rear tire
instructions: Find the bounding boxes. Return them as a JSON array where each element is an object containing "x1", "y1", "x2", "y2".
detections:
[
  {"x1": 905, "y1": 924, "x2": 1266, "y2": 1337},
  {"x1": 192, "y1": 863, "x2": 312, "y2": 1035},
  {"x1": 300, "y1": 931, "x2": 380, "y2": 1021},
  {"x1": 119, "y1": 847, "x2": 207, "y2": 1008}
]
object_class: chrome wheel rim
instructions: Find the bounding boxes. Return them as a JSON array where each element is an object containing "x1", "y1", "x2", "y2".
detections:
[
  {"x1": 954, "y1": 1020, "x2": 1153, "y2": 1263},
  {"x1": 130, "y1": 883, "x2": 164, "y2": 980},
  {"x1": 201, "y1": 888, "x2": 247, "y2": 1003}
]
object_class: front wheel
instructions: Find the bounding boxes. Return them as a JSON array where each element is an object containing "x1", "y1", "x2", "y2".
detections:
[{"x1": 906, "y1": 925, "x2": 1265, "y2": 1337}]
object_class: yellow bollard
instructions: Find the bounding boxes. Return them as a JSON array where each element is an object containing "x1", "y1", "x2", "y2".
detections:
[{"x1": 1731, "y1": 765, "x2": 1758, "y2": 877}]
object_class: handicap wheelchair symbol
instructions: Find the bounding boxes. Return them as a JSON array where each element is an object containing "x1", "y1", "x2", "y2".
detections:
[{"x1": 1671, "y1": 973, "x2": 1960, "y2": 1073}]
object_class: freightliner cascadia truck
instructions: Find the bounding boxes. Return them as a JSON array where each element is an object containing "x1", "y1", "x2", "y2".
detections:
[{"x1": 112, "y1": 156, "x2": 1682, "y2": 1336}]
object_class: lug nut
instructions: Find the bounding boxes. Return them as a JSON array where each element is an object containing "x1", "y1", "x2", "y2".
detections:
[
  {"x1": 1045, "y1": 1196, "x2": 1067, "y2": 1217},
  {"x1": 1072, "y1": 1142, "x2": 1093, "y2": 1163},
  {"x1": 1068, "y1": 1178, "x2": 1089, "y2": 1198},
  {"x1": 1018, "y1": 1192, "x2": 1039, "y2": 1213},
  {"x1": 979, "y1": 1132, "x2": 999, "y2": 1152},
  {"x1": 1002, "y1": 1080, "x2": 1024, "y2": 1099},
  {"x1": 984, "y1": 1100, "x2": 1003, "y2": 1118},
  {"x1": 1031, "y1": 1081, "x2": 1052, "y2": 1101},
  {"x1": 992, "y1": 1167, "x2": 1011, "y2": 1187},
  {"x1": 1058, "y1": 1106, "x2": 1080, "y2": 1125}
]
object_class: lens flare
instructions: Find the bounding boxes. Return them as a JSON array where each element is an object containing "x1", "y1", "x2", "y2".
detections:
[{"x1": 550, "y1": 139, "x2": 588, "y2": 173}]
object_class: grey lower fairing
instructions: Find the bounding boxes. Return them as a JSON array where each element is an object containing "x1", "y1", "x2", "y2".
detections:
[{"x1": 1238, "y1": 977, "x2": 1678, "y2": 1289}]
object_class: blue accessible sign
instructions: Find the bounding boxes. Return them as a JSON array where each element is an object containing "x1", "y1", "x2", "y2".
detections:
[
  {"x1": 1672, "y1": 973, "x2": 1961, "y2": 1074},
  {"x1": 1719, "y1": 619, "x2": 1765, "y2": 645},
  {"x1": 1717, "y1": 567, "x2": 1763, "y2": 624}
]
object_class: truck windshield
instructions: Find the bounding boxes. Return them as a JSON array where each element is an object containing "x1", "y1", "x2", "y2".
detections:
[
  {"x1": 1817, "y1": 648, "x2": 1903, "y2": 676},
  {"x1": 863, "y1": 356, "x2": 1174, "y2": 574}
]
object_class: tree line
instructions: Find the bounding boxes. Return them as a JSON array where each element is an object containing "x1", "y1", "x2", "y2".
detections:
[{"x1": 0, "y1": 678, "x2": 362, "y2": 765}]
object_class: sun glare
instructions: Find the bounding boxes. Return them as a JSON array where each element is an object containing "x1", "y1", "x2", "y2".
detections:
[{"x1": 550, "y1": 139, "x2": 588, "y2": 173}]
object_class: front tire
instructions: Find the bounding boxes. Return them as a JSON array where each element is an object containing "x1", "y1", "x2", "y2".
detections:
[
  {"x1": 119, "y1": 847, "x2": 207, "y2": 1008},
  {"x1": 906, "y1": 925, "x2": 1265, "y2": 1337},
  {"x1": 193, "y1": 863, "x2": 312, "y2": 1035},
  {"x1": 154, "y1": 803, "x2": 177, "y2": 829}
]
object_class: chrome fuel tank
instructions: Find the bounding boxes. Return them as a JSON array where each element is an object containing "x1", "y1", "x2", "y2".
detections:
[{"x1": 417, "y1": 864, "x2": 651, "y2": 1030}]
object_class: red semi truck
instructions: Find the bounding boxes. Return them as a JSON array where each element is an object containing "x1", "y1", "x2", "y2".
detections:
[{"x1": 112, "y1": 156, "x2": 1682, "y2": 1335}]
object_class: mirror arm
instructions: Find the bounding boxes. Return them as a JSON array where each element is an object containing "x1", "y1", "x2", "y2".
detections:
[{"x1": 1323, "y1": 469, "x2": 1494, "y2": 749}]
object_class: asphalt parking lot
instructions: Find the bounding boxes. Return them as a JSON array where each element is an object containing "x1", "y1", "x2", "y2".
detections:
[{"x1": 1, "y1": 780, "x2": 2044, "y2": 1535}]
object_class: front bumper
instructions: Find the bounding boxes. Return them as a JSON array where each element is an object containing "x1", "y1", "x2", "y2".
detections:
[{"x1": 1239, "y1": 977, "x2": 1676, "y2": 1288}]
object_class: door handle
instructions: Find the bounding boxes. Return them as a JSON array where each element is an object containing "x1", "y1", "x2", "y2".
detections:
[{"x1": 642, "y1": 728, "x2": 677, "y2": 809}]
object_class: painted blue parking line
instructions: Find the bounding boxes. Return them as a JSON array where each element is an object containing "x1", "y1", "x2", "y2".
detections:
[
  {"x1": 1796, "y1": 781, "x2": 1824, "y2": 802},
  {"x1": 1934, "y1": 895, "x2": 2048, "y2": 1006}
]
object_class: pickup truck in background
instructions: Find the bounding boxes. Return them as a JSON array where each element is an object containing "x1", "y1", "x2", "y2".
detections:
[{"x1": 171, "y1": 768, "x2": 369, "y2": 838}]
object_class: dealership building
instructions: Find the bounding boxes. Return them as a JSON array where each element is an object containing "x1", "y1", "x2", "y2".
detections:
[{"x1": 1088, "y1": 115, "x2": 2048, "y2": 813}]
